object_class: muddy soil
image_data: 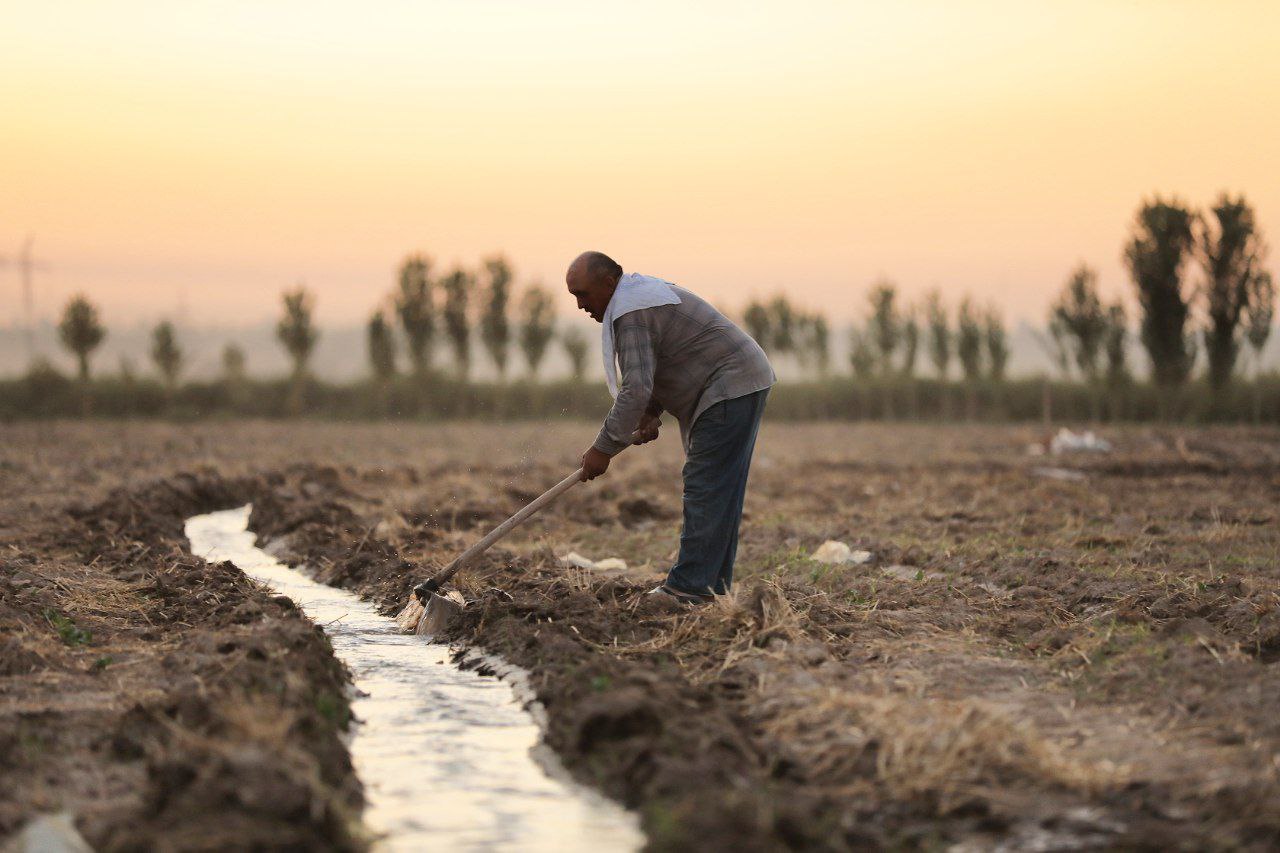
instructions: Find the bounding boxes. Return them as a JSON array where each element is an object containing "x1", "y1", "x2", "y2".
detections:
[
  {"x1": 3, "y1": 421, "x2": 1279, "y2": 850},
  {"x1": 1, "y1": 463, "x2": 363, "y2": 849}
]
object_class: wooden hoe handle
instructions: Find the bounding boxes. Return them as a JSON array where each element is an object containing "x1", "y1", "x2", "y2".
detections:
[{"x1": 421, "y1": 467, "x2": 585, "y2": 592}]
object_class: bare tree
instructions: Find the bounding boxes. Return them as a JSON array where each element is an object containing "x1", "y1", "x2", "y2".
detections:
[
  {"x1": 56, "y1": 294, "x2": 106, "y2": 382},
  {"x1": 395, "y1": 255, "x2": 435, "y2": 376},
  {"x1": 479, "y1": 255, "x2": 513, "y2": 379},
  {"x1": 518, "y1": 285, "x2": 556, "y2": 377}
]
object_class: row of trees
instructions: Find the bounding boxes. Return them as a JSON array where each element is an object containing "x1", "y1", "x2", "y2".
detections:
[
  {"x1": 47, "y1": 193, "x2": 1277, "y2": 416},
  {"x1": 366, "y1": 254, "x2": 591, "y2": 384},
  {"x1": 741, "y1": 285, "x2": 1012, "y2": 419},
  {"x1": 1042, "y1": 194, "x2": 1274, "y2": 417},
  {"x1": 56, "y1": 287, "x2": 317, "y2": 387}
]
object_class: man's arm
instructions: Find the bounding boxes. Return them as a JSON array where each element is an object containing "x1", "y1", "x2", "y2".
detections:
[{"x1": 592, "y1": 313, "x2": 656, "y2": 456}]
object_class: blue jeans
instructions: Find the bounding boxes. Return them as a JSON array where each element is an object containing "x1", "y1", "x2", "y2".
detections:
[{"x1": 666, "y1": 389, "x2": 769, "y2": 595}]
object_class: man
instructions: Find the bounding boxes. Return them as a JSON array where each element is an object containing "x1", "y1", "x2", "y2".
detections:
[{"x1": 566, "y1": 251, "x2": 775, "y2": 604}]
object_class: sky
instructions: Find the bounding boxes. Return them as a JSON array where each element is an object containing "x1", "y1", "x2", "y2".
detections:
[{"x1": 3, "y1": 0, "x2": 1279, "y2": 330}]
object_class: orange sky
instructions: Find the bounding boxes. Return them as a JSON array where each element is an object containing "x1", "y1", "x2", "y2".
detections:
[{"x1": 3, "y1": 0, "x2": 1278, "y2": 327}]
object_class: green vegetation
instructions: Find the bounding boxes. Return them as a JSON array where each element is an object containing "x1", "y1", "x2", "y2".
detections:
[{"x1": 43, "y1": 608, "x2": 91, "y2": 647}]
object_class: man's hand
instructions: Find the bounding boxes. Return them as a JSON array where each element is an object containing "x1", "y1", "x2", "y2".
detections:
[
  {"x1": 580, "y1": 447, "x2": 612, "y2": 481},
  {"x1": 632, "y1": 413, "x2": 661, "y2": 445}
]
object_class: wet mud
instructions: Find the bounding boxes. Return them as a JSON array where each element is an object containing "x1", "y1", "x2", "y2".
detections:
[{"x1": 1, "y1": 471, "x2": 363, "y2": 850}]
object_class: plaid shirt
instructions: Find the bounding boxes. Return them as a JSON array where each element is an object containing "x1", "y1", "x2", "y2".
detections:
[{"x1": 593, "y1": 285, "x2": 775, "y2": 455}]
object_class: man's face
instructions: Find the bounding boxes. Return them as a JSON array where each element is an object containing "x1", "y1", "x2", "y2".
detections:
[{"x1": 566, "y1": 266, "x2": 615, "y2": 323}]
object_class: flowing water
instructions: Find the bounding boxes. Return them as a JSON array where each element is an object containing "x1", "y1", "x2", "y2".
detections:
[{"x1": 185, "y1": 505, "x2": 643, "y2": 852}]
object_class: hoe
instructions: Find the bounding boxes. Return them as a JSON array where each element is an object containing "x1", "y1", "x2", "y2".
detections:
[{"x1": 395, "y1": 466, "x2": 588, "y2": 637}]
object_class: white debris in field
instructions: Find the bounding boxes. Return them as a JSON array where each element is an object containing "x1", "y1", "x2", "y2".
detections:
[
  {"x1": 810, "y1": 541, "x2": 873, "y2": 565},
  {"x1": 1032, "y1": 466, "x2": 1088, "y2": 482},
  {"x1": 8, "y1": 812, "x2": 92, "y2": 853},
  {"x1": 1052, "y1": 428, "x2": 1112, "y2": 454},
  {"x1": 560, "y1": 552, "x2": 628, "y2": 571}
]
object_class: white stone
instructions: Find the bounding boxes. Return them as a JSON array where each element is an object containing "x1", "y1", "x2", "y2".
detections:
[
  {"x1": 8, "y1": 813, "x2": 92, "y2": 853},
  {"x1": 560, "y1": 551, "x2": 596, "y2": 569},
  {"x1": 810, "y1": 541, "x2": 873, "y2": 565},
  {"x1": 560, "y1": 552, "x2": 628, "y2": 572}
]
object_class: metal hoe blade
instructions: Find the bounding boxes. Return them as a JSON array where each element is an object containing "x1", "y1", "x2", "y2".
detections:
[{"x1": 415, "y1": 590, "x2": 464, "y2": 636}]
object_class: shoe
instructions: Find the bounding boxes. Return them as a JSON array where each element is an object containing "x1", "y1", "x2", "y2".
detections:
[{"x1": 646, "y1": 584, "x2": 714, "y2": 606}]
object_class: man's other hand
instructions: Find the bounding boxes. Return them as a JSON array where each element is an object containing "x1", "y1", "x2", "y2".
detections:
[
  {"x1": 632, "y1": 413, "x2": 661, "y2": 445},
  {"x1": 581, "y1": 447, "x2": 612, "y2": 481}
]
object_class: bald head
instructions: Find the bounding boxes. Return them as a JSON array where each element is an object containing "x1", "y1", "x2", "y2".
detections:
[
  {"x1": 568, "y1": 251, "x2": 622, "y2": 282},
  {"x1": 566, "y1": 250, "x2": 623, "y2": 323}
]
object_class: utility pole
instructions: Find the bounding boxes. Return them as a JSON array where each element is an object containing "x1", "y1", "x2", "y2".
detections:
[{"x1": 1, "y1": 236, "x2": 51, "y2": 364}]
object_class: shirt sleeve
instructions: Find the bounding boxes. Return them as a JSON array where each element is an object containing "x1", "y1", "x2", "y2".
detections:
[{"x1": 593, "y1": 312, "x2": 656, "y2": 455}]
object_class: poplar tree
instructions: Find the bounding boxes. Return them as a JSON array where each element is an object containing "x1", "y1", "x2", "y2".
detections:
[
  {"x1": 277, "y1": 286, "x2": 318, "y2": 415},
  {"x1": 479, "y1": 255, "x2": 513, "y2": 378},
  {"x1": 1050, "y1": 264, "x2": 1108, "y2": 382},
  {"x1": 1200, "y1": 194, "x2": 1266, "y2": 391},
  {"x1": 440, "y1": 268, "x2": 473, "y2": 379},
  {"x1": 367, "y1": 310, "x2": 397, "y2": 381},
  {"x1": 518, "y1": 286, "x2": 556, "y2": 377},
  {"x1": 150, "y1": 321, "x2": 183, "y2": 390},
  {"x1": 868, "y1": 281, "x2": 901, "y2": 376},
  {"x1": 395, "y1": 255, "x2": 435, "y2": 376},
  {"x1": 985, "y1": 306, "x2": 1009, "y2": 382},
  {"x1": 925, "y1": 291, "x2": 951, "y2": 380},
  {"x1": 1124, "y1": 198, "x2": 1198, "y2": 389}
]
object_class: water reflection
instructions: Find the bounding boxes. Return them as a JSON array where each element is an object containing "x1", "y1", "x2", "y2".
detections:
[{"x1": 186, "y1": 505, "x2": 642, "y2": 853}]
